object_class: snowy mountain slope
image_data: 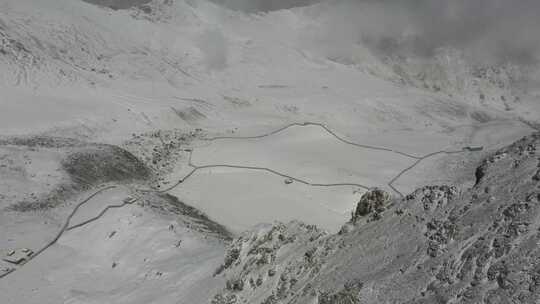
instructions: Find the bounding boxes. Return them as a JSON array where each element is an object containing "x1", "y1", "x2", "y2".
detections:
[
  {"x1": 0, "y1": 0, "x2": 537, "y2": 229},
  {"x1": 1, "y1": 0, "x2": 533, "y2": 216},
  {"x1": 0, "y1": 0, "x2": 536, "y2": 141},
  {"x1": 0, "y1": 132, "x2": 231, "y2": 304},
  {"x1": 212, "y1": 132, "x2": 540, "y2": 304},
  {"x1": 0, "y1": 190, "x2": 229, "y2": 304},
  {"x1": 0, "y1": 0, "x2": 201, "y2": 88},
  {"x1": 0, "y1": 1, "x2": 539, "y2": 303}
]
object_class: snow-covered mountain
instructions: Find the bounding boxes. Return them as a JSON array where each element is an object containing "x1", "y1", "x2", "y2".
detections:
[
  {"x1": 212, "y1": 132, "x2": 540, "y2": 304},
  {"x1": 0, "y1": 1, "x2": 539, "y2": 303}
]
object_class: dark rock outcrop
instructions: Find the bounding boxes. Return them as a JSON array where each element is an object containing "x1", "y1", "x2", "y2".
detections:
[{"x1": 352, "y1": 188, "x2": 391, "y2": 222}]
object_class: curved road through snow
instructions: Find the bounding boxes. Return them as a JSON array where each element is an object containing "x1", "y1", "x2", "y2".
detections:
[{"x1": 0, "y1": 121, "x2": 477, "y2": 279}]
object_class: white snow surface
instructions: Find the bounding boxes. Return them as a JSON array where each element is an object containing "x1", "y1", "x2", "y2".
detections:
[{"x1": 0, "y1": 0, "x2": 539, "y2": 303}]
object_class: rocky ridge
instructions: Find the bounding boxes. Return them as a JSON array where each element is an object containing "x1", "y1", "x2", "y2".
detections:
[{"x1": 212, "y1": 132, "x2": 540, "y2": 304}]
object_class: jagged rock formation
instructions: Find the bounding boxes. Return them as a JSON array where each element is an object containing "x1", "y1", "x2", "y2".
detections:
[
  {"x1": 212, "y1": 132, "x2": 540, "y2": 303},
  {"x1": 351, "y1": 188, "x2": 391, "y2": 222}
]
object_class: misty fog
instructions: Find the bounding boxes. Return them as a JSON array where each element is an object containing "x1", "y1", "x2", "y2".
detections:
[
  {"x1": 212, "y1": 0, "x2": 540, "y2": 65},
  {"x1": 81, "y1": 0, "x2": 540, "y2": 65}
]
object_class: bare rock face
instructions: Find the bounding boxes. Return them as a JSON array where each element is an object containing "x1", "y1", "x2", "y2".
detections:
[
  {"x1": 211, "y1": 221, "x2": 330, "y2": 303},
  {"x1": 352, "y1": 188, "x2": 391, "y2": 222},
  {"x1": 213, "y1": 132, "x2": 540, "y2": 304}
]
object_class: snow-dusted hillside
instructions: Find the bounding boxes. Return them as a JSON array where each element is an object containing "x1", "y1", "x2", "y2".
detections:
[
  {"x1": 212, "y1": 132, "x2": 540, "y2": 304},
  {"x1": 0, "y1": 1, "x2": 539, "y2": 303},
  {"x1": 0, "y1": 0, "x2": 537, "y2": 140}
]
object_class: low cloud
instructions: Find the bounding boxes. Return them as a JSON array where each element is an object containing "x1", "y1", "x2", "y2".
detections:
[
  {"x1": 214, "y1": 0, "x2": 540, "y2": 65},
  {"x1": 197, "y1": 28, "x2": 228, "y2": 70},
  {"x1": 348, "y1": 0, "x2": 540, "y2": 65}
]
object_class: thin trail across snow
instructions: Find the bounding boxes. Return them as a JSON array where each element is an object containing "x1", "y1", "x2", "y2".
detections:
[
  {"x1": 387, "y1": 150, "x2": 465, "y2": 197},
  {"x1": 0, "y1": 121, "x2": 476, "y2": 280},
  {"x1": 0, "y1": 185, "x2": 118, "y2": 279},
  {"x1": 191, "y1": 121, "x2": 473, "y2": 197},
  {"x1": 66, "y1": 199, "x2": 137, "y2": 232},
  {"x1": 206, "y1": 122, "x2": 423, "y2": 159}
]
